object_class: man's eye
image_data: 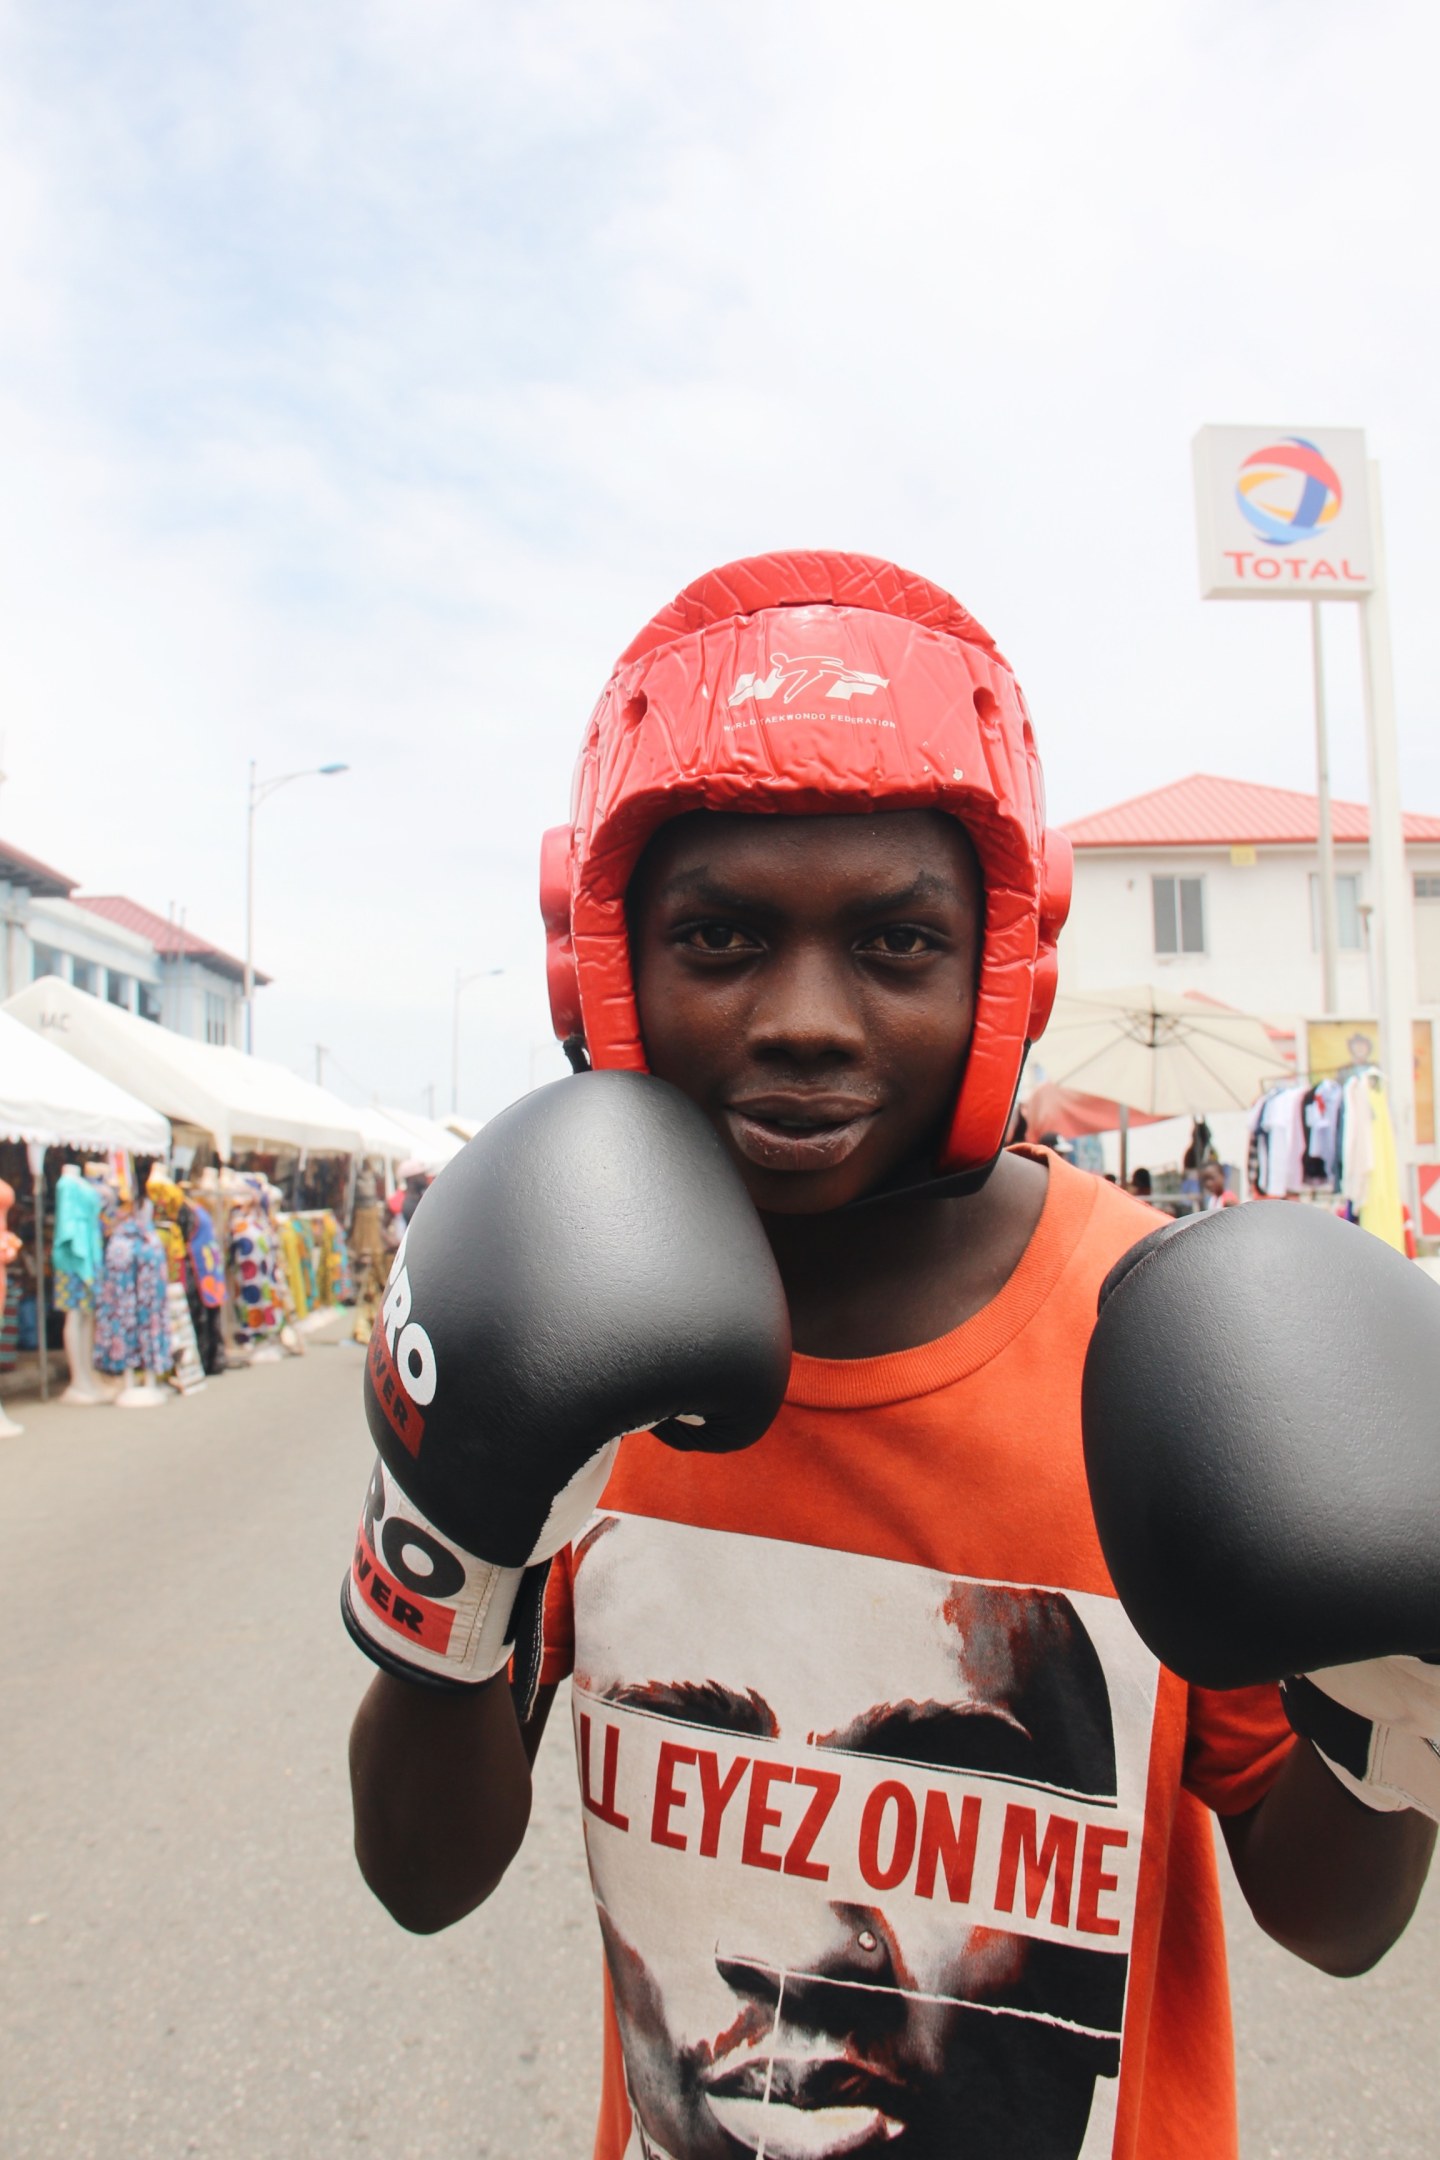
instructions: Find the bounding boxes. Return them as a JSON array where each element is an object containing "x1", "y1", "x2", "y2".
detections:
[
  {"x1": 681, "y1": 922, "x2": 756, "y2": 954},
  {"x1": 864, "y1": 925, "x2": 933, "y2": 956}
]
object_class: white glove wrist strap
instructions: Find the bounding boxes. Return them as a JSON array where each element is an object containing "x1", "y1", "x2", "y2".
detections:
[{"x1": 346, "y1": 1459, "x2": 524, "y2": 1686}]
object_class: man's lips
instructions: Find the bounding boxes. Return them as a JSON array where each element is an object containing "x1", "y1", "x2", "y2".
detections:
[
  {"x1": 702, "y1": 2052, "x2": 908, "y2": 2156},
  {"x1": 723, "y1": 1096, "x2": 880, "y2": 1174}
]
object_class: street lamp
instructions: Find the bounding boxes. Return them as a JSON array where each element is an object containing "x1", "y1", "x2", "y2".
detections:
[
  {"x1": 452, "y1": 966, "x2": 503, "y2": 1112},
  {"x1": 244, "y1": 759, "x2": 349, "y2": 1053}
]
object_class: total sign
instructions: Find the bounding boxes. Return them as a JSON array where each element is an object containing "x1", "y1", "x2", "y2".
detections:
[{"x1": 1193, "y1": 425, "x2": 1373, "y2": 599}]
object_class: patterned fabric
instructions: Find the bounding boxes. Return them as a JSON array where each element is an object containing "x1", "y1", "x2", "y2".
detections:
[
  {"x1": 321, "y1": 1212, "x2": 354, "y2": 1303},
  {"x1": 279, "y1": 1220, "x2": 310, "y2": 1320},
  {"x1": 94, "y1": 1206, "x2": 173, "y2": 1376},
  {"x1": 186, "y1": 1203, "x2": 226, "y2": 1310},
  {"x1": 54, "y1": 1268, "x2": 97, "y2": 1315},
  {"x1": 145, "y1": 1176, "x2": 190, "y2": 1284},
  {"x1": 0, "y1": 1274, "x2": 19, "y2": 1374},
  {"x1": 229, "y1": 1180, "x2": 284, "y2": 1341}
]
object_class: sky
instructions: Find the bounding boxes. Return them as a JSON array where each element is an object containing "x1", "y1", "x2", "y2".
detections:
[{"x1": 1, "y1": 0, "x2": 1437, "y2": 1124}]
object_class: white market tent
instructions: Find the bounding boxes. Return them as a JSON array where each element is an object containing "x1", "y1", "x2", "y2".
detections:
[
  {"x1": 348, "y1": 1104, "x2": 426, "y2": 1167},
  {"x1": 4, "y1": 978, "x2": 364, "y2": 1160},
  {"x1": 0, "y1": 1006, "x2": 170, "y2": 1154},
  {"x1": 376, "y1": 1105, "x2": 466, "y2": 1169}
]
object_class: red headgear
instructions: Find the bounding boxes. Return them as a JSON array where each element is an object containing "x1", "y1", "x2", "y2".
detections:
[{"x1": 541, "y1": 550, "x2": 1071, "y2": 1175}]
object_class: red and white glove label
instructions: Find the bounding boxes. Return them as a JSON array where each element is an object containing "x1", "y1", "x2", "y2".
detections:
[{"x1": 346, "y1": 1458, "x2": 523, "y2": 1685}]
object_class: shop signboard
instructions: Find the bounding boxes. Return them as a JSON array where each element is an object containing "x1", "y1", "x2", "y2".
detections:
[
  {"x1": 1192, "y1": 426, "x2": 1373, "y2": 599},
  {"x1": 1305, "y1": 1017, "x2": 1435, "y2": 1148}
]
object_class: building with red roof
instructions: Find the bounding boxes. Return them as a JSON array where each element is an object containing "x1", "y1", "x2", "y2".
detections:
[
  {"x1": 1056, "y1": 773, "x2": 1440, "y2": 1048},
  {"x1": 0, "y1": 848, "x2": 270, "y2": 1046}
]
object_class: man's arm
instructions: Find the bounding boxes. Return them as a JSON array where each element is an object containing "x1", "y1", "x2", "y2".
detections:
[
  {"x1": 349, "y1": 1675, "x2": 558, "y2": 1934},
  {"x1": 1222, "y1": 1739, "x2": 1436, "y2": 1977}
]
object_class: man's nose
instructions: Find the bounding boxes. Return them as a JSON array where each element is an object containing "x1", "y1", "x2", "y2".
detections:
[
  {"x1": 745, "y1": 943, "x2": 867, "y2": 1065},
  {"x1": 715, "y1": 1902, "x2": 906, "y2": 2035}
]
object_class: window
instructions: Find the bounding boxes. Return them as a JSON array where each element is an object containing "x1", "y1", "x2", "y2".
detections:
[
  {"x1": 105, "y1": 969, "x2": 131, "y2": 1009},
  {"x1": 138, "y1": 982, "x2": 163, "y2": 1024},
  {"x1": 1310, "y1": 873, "x2": 1363, "y2": 950},
  {"x1": 71, "y1": 958, "x2": 99, "y2": 995},
  {"x1": 1152, "y1": 875, "x2": 1205, "y2": 956},
  {"x1": 204, "y1": 991, "x2": 229, "y2": 1046},
  {"x1": 31, "y1": 942, "x2": 66, "y2": 981},
  {"x1": 1415, "y1": 874, "x2": 1440, "y2": 900}
]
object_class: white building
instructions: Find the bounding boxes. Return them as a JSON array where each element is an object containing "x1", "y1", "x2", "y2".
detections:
[
  {"x1": 70, "y1": 895, "x2": 263, "y2": 1046},
  {"x1": 0, "y1": 838, "x2": 268, "y2": 1046},
  {"x1": 1058, "y1": 773, "x2": 1440, "y2": 1022},
  {"x1": 1050, "y1": 774, "x2": 1440, "y2": 1184}
]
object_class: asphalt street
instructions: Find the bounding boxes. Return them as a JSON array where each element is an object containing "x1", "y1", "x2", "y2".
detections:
[{"x1": 2, "y1": 1330, "x2": 1436, "y2": 2159}]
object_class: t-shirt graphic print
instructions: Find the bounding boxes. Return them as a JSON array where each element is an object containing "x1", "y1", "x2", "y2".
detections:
[{"x1": 570, "y1": 1510, "x2": 1161, "y2": 2160}]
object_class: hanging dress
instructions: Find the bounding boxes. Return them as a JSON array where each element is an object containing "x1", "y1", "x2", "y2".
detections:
[
  {"x1": 94, "y1": 1206, "x2": 173, "y2": 1376},
  {"x1": 228, "y1": 1181, "x2": 284, "y2": 1343}
]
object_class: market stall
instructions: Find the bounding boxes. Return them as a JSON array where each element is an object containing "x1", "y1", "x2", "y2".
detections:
[{"x1": 0, "y1": 1005, "x2": 170, "y2": 1417}]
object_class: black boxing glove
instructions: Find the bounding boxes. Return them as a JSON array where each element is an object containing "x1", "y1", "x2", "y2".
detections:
[
  {"x1": 1081, "y1": 1205, "x2": 1440, "y2": 1715},
  {"x1": 342, "y1": 1072, "x2": 791, "y2": 1700}
]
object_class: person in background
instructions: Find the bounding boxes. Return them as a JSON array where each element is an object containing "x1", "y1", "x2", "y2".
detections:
[
  {"x1": 1129, "y1": 1168, "x2": 1152, "y2": 1199},
  {"x1": 1201, "y1": 1161, "x2": 1238, "y2": 1210}
]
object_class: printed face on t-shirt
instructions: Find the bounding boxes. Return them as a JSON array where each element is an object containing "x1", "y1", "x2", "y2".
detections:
[{"x1": 571, "y1": 1515, "x2": 1136, "y2": 2160}]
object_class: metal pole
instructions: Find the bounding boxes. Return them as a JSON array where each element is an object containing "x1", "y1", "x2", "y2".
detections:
[
  {"x1": 1358, "y1": 460, "x2": 1416, "y2": 1201},
  {"x1": 1117, "y1": 1103, "x2": 1129, "y2": 1187},
  {"x1": 451, "y1": 968, "x2": 461, "y2": 1114},
  {"x1": 33, "y1": 1148, "x2": 48, "y2": 1401},
  {"x1": 244, "y1": 759, "x2": 256, "y2": 1055},
  {"x1": 315, "y1": 1044, "x2": 327, "y2": 1087},
  {"x1": 1311, "y1": 602, "x2": 1340, "y2": 1016}
]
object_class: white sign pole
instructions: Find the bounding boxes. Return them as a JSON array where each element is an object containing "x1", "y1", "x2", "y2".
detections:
[
  {"x1": 1310, "y1": 603, "x2": 1340, "y2": 1015},
  {"x1": 1358, "y1": 461, "x2": 1416, "y2": 1194}
]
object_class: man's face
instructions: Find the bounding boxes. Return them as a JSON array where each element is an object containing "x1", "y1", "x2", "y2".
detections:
[
  {"x1": 573, "y1": 1517, "x2": 1128, "y2": 2160},
  {"x1": 629, "y1": 811, "x2": 983, "y2": 1213}
]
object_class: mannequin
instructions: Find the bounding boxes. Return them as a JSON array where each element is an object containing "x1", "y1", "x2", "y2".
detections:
[
  {"x1": 54, "y1": 1163, "x2": 110, "y2": 1405},
  {"x1": 0, "y1": 1178, "x2": 22, "y2": 1438}
]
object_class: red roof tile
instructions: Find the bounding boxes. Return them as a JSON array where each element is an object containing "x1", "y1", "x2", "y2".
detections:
[
  {"x1": 73, "y1": 895, "x2": 270, "y2": 985},
  {"x1": 0, "y1": 837, "x2": 76, "y2": 897},
  {"x1": 1060, "y1": 773, "x2": 1440, "y2": 849}
]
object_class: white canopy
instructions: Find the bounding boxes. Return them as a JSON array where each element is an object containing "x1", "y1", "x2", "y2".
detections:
[
  {"x1": 0, "y1": 1005, "x2": 170, "y2": 1154},
  {"x1": 348, "y1": 1103, "x2": 426, "y2": 1165},
  {"x1": 376, "y1": 1105, "x2": 466, "y2": 1169},
  {"x1": 4, "y1": 978, "x2": 364, "y2": 1159}
]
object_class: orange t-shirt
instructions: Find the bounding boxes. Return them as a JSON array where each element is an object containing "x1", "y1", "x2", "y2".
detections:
[{"x1": 540, "y1": 1152, "x2": 1294, "y2": 2160}]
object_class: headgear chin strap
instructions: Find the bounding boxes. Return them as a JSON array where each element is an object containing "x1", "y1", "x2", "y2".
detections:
[{"x1": 540, "y1": 550, "x2": 1070, "y2": 1180}]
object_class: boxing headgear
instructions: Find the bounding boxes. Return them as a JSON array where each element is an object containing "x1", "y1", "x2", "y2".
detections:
[{"x1": 541, "y1": 550, "x2": 1071, "y2": 1177}]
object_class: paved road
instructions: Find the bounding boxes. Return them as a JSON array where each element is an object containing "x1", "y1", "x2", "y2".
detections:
[{"x1": 2, "y1": 1336, "x2": 1435, "y2": 2157}]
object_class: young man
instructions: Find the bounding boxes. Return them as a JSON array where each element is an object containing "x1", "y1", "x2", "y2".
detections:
[{"x1": 347, "y1": 552, "x2": 1434, "y2": 2160}]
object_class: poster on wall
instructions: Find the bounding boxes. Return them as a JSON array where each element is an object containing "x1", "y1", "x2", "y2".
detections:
[{"x1": 1305, "y1": 1018, "x2": 1435, "y2": 1147}]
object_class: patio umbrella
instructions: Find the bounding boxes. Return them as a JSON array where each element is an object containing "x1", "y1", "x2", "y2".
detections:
[{"x1": 1037, "y1": 986, "x2": 1292, "y2": 1119}]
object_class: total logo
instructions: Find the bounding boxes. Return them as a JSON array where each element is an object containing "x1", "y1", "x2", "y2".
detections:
[
  {"x1": 1236, "y1": 437, "x2": 1342, "y2": 546},
  {"x1": 1224, "y1": 437, "x2": 1366, "y2": 587},
  {"x1": 726, "y1": 652, "x2": 889, "y2": 708}
]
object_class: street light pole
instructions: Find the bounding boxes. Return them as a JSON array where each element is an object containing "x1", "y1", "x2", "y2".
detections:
[
  {"x1": 452, "y1": 966, "x2": 504, "y2": 1112},
  {"x1": 243, "y1": 759, "x2": 349, "y2": 1053}
]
